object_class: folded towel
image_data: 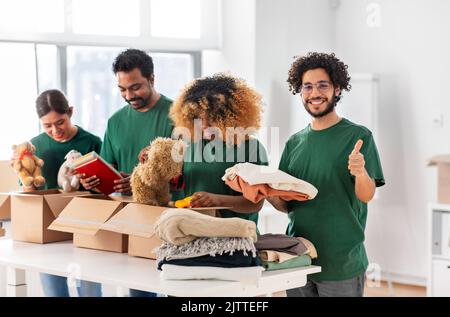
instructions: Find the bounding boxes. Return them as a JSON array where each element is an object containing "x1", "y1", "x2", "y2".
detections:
[
  {"x1": 155, "y1": 237, "x2": 256, "y2": 262},
  {"x1": 263, "y1": 255, "x2": 312, "y2": 271},
  {"x1": 154, "y1": 208, "x2": 257, "y2": 246},
  {"x1": 222, "y1": 162, "x2": 318, "y2": 198},
  {"x1": 225, "y1": 176, "x2": 311, "y2": 203},
  {"x1": 160, "y1": 264, "x2": 264, "y2": 284},
  {"x1": 255, "y1": 233, "x2": 308, "y2": 255},
  {"x1": 157, "y1": 250, "x2": 261, "y2": 270},
  {"x1": 259, "y1": 250, "x2": 299, "y2": 263}
]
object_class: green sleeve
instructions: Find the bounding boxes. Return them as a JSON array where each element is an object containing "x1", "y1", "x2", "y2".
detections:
[
  {"x1": 278, "y1": 139, "x2": 290, "y2": 173},
  {"x1": 361, "y1": 132, "x2": 385, "y2": 187},
  {"x1": 100, "y1": 123, "x2": 116, "y2": 166}
]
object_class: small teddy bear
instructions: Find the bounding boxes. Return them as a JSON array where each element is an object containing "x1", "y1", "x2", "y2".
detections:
[
  {"x1": 11, "y1": 141, "x2": 46, "y2": 188},
  {"x1": 131, "y1": 137, "x2": 186, "y2": 206},
  {"x1": 57, "y1": 150, "x2": 82, "y2": 192}
]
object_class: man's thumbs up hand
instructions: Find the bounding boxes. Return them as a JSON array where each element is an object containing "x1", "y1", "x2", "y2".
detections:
[{"x1": 348, "y1": 139, "x2": 366, "y2": 177}]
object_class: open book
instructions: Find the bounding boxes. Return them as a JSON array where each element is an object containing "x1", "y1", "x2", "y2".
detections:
[{"x1": 73, "y1": 151, "x2": 123, "y2": 195}]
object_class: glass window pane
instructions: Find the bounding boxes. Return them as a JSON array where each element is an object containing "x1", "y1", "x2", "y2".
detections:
[
  {"x1": 0, "y1": 43, "x2": 39, "y2": 160},
  {"x1": 0, "y1": 0, "x2": 64, "y2": 33},
  {"x1": 36, "y1": 45, "x2": 59, "y2": 92},
  {"x1": 151, "y1": 0, "x2": 201, "y2": 39},
  {"x1": 67, "y1": 47, "x2": 196, "y2": 139},
  {"x1": 72, "y1": 0, "x2": 140, "y2": 36},
  {"x1": 66, "y1": 46, "x2": 124, "y2": 139},
  {"x1": 152, "y1": 53, "x2": 194, "y2": 99}
]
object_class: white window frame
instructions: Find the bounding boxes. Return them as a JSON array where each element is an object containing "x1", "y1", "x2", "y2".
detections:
[{"x1": 0, "y1": 0, "x2": 221, "y2": 51}]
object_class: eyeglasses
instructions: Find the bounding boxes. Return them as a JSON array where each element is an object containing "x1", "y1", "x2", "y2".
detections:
[{"x1": 301, "y1": 81, "x2": 332, "y2": 94}]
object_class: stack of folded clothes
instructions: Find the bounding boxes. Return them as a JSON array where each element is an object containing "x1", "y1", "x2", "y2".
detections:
[
  {"x1": 255, "y1": 233, "x2": 318, "y2": 271},
  {"x1": 154, "y1": 208, "x2": 264, "y2": 283},
  {"x1": 221, "y1": 162, "x2": 318, "y2": 203}
]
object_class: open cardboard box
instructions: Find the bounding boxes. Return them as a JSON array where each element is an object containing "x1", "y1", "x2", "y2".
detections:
[
  {"x1": 10, "y1": 189, "x2": 92, "y2": 243},
  {"x1": 428, "y1": 155, "x2": 450, "y2": 204},
  {"x1": 100, "y1": 204, "x2": 228, "y2": 259},
  {"x1": 48, "y1": 195, "x2": 129, "y2": 253}
]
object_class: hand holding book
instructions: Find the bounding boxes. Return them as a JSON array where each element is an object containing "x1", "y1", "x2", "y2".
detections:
[{"x1": 74, "y1": 151, "x2": 125, "y2": 195}]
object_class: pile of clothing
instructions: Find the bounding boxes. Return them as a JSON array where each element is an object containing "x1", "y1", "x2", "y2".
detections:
[
  {"x1": 255, "y1": 233, "x2": 318, "y2": 271},
  {"x1": 222, "y1": 163, "x2": 318, "y2": 203},
  {"x1": 154, "y1": 208, "x2": 264, "y2": 283}
]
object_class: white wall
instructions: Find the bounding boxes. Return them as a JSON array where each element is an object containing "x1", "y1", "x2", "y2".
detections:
[
  {"x1": 203, "y1": 0, "x2": 448, "y2": 285},
  {"x1": 333, "y1": 0, "x2": 450, "y2": 285},
  {"x1": 254, "y1": 0, "x2": 335, "y2": 162},
  {"x1": 202, "y1": 0, "x2": 256, "y2": 84},
  {"x1": 203, "y1": 0, "x2": 335, "y2": 162}
]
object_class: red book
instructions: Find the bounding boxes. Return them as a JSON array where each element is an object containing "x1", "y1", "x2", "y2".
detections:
[{"x1": 73, "y1": 152, "x2": 123, "y2": 195}]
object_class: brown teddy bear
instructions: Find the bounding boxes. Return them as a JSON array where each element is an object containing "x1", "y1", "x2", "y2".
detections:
[
  {"x1": 11, "y1": 141, "x2": 46, "y2": 188},
  {"x1": 131, "y1": 137, "x2": 186, "y2": 206}
]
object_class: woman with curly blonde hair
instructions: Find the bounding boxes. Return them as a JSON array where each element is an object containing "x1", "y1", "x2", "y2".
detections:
[{"x1": 169, "y1": 73, "x2": 268, "y2": 224}]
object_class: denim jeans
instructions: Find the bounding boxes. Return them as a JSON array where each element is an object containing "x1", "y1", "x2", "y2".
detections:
[
  {"x1": 129, "y1": 289, "x2": 157, "y2": 297},
  {"x1": 286, "y1": 272, "x2": 366, "y2": 297},
  {"x1": 40, "y1": 273, "x2": 102, "y2": 297}
]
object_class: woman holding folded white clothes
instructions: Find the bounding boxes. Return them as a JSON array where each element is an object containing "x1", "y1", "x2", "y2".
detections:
[{"x1": 169, "y1": 73, "x2": 268, "y2": 225}]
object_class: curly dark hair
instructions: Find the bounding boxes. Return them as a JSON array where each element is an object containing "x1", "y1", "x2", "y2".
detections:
[
  {"x1": 287, "y1": 52, "x2": 351, "y2": 103},
  {"x1": 170, "y1": 73, "x2": 263, "y2": 144},
  {"x1": 112, "y1": 48, "x2": 153, "y2": 79}
]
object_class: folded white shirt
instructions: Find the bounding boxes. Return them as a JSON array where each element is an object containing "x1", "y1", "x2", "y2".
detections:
[
  {"x1": 222, "y1": 162, "x2": 318, "y2": 199},
  {"x1": 160, "y1": 264, "x2": 264, "y2": 285}
]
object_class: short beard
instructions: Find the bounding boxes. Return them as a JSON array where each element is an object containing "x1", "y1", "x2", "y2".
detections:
[
  {"x1": 303, "y1": 95, "x2": 336, "y2": 118},
  {"x1": 126, "y1": 96, "x2": 151, "y2": 110}
]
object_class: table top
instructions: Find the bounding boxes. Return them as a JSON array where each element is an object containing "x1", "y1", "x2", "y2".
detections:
[{"x1": 0, "y1": 239, "x2": 321, "y2": 297}]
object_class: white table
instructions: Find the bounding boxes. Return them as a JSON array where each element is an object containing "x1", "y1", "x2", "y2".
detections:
[{"x1": 0, "y1": 239, "x2": 321, "y2": 297}]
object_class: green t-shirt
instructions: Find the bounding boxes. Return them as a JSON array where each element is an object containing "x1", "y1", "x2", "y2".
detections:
[
  {"x1": 100, "y1": 95, "x2": 174, "y2": 174},
  {"x1": 182, "y1": 138, "x2": 268, "y2": 225},
  {"x1": 30, "y1": 126, "x2": 102, "y2": 190},
  {"x1": 279, "y1": 118, "x2": 385, "y2": 281}
]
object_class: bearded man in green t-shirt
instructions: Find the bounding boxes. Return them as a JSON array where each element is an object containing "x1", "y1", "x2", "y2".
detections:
[
  {"x1": 80, "y1": 48, "x2": 175, "y2": 297},
  {"x1": 268, "y1": 52, "x2": 385, "y2": 297}
]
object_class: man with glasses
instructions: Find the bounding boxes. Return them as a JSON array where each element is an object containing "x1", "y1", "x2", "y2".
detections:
[{"x1": 268, "y1": 52, "x2": 385, "y2": 297}]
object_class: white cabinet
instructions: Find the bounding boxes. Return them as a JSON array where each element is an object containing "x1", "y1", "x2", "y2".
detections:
[
  {"x1": 428, "y1": 204, "x2": 450, "y2": 296},
  {"x1": 431, "y1": 259, "x2": 450, "y2": 296}
]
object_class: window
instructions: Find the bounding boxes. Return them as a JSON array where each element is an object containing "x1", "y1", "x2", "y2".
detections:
[
  {"x1": 67, "y1": 47, "x2": 123, "y2": 139},
  {"x1": 0, "y1": 43, "x2": 39, "y2": 159},
  {"x1": 153, "y1": 53, "x2": 195, "y2": 99},
  {"x1": 0, "y1": 0, "x2": 207, "y2": 155},
  {"x1": 72, "y1": 0, "x2": 140, "y2": 36},
  {"x1": 150, "y1": 0, "x2": 201, "y2": 39},
  {"x1": 36, "y1": 44, "x2": 59, "y2": 92},
  {"x1": 0, "y1": 0, "x2": 219, "y2": 51},
  {"x1": 0, "y1": 0, "x2": 64, "y2": 33},
  {"x1": 66, "y1": 47, "x2": 195, "y2": 139}
]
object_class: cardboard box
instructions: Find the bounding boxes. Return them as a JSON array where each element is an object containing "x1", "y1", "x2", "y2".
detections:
[
  {"x1": 0, "y1": 160, "x2": 20, "y2": 192},
  {"x1": 10, "y1": 189, "x2": 90, "y2": 243},
  {"x1": 429, "y1": 155, "x2": 450, "y2": 204},
  {"x1": 49, "y1": 196, "x2": 129, "y2": 253},
  {"x1": 0, "y1": 193, "x2": 11, "y2": 220},
  {"x1": 101, "y1": 204, "x2": 223, "y2": 259}
]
